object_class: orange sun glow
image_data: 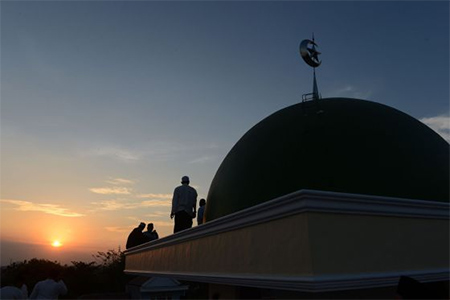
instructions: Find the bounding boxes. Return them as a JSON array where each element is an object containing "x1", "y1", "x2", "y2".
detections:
[{"x1": 51, "y1": 240, "x2": 62, "y2": 247}]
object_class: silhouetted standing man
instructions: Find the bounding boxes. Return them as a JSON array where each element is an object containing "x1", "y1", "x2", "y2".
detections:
[{"x1": 171, "y1": 176, "x2": 197, "y2": 233}]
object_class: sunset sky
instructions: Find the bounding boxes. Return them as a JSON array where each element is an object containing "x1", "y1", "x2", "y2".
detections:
[{"x1": 1, "y1": 1, "x2": 449, "y2": 265}]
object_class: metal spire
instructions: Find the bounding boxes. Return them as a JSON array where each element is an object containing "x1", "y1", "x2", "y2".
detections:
[{"x1": 313, "y1": 68, "x2": 319, "y2": 100}]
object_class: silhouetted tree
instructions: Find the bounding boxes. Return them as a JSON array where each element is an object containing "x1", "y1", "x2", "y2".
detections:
[
  {"x1": 92, "y1": 247, "x2": 127, "y2": 293},
  {"x1": 63, "y1": 261, "x2": 99, "y2": 298}
]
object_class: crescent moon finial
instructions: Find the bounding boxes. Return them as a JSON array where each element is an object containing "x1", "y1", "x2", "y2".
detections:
[
  {"x1": 299, "y1": 37, "x2": 321, "y2": 68},
  {"x1": 300, "y1": 35, "x2": 322, "y2": 102}
]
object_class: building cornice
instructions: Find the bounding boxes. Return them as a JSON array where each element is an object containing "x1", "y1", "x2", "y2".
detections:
[{"x1": 125, "y1": 189, "x2": 449, "y2": 255}]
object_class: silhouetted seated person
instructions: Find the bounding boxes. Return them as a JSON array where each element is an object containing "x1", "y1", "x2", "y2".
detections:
[
  {"x1": 143, "y1": 223, "x2": 159, "y2": 241},
  {"x1": 30, "y1": 267, "x2": 67, "y2": 299},
  {"x1": 126, "y1": 222, "x2": 148, "y2": 249},
  {"x1": 0, "y1": 285, "x2": 27, "y2": 300},
  {"x1": 0, "y1": 274, "x2": 28, "y2": 299}
]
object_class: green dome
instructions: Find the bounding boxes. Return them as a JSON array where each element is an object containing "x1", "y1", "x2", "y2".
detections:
[{"x1": 205, "y1": 98, "x2": 449, "y2": 221}]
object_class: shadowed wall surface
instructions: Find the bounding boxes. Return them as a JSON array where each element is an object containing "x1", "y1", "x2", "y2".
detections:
[
  {"x1": 125, "y1": 190, "x2": 449, "y2": 292},
  {"x1": 206, "y1": 98, "x2": 449, "y2": 221}
]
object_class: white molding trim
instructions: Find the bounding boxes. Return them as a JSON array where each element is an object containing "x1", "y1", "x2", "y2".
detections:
[
  {"x1": 125, "y1": 189, "x2": 449, "y2": 255},
  {"x1": 125, "y1": 269, "x2": 450, "y2": 292}
]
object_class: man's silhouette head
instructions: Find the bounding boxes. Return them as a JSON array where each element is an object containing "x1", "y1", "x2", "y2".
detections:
[{"x1": 181, "y1": 176, "x2": 190, "y2": 184}]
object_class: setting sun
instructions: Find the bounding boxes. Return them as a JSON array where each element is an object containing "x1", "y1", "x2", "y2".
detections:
[{"x1": 51, "y1": 240, "x2": 62, "y2": 247}]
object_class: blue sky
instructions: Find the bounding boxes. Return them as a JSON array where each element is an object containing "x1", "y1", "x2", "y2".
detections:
[{"x1": 1, "y1": 1, "x2": 449, "y2": 263}]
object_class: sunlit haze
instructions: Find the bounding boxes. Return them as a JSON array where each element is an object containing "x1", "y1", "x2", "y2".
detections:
[
  {"x1": 52, "y1": 241, "x2": 62, "y2": 248},
  {"x1": 1, "y1": 1, "x2": 448, "y2": 266}
]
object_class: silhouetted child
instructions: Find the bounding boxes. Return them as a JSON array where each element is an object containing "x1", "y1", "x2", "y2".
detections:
[{"x1": 197, "y1": 198, "x2": 206, "y2": 225}]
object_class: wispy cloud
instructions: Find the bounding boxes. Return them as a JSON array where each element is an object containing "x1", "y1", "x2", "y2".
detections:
[
  {"x1": 81, "y1": 140, "x2": 223, "y2": 164},
  {"x1": 105, "y1": 178, "x2": 135, "y2": 185},
  {"x1": 140, "y1": 200, "x2": 171, "y2": 207},
  {"x1": 330, "y1": 85, "x2": 372, "y2": 99},
  {"x1": 137, "y1": 193, "x2": 172, "y2": 199},
  {"x1": 90, "y1": 199, "x2": 171, "y2": 212},
  {"x1": 90, "y1": 200, "x2": 135, "y2": 211},
  {"x1": 135, "y1": 193, "x2": 172, "y2": 207},
  {"x1": 105, "y1": 220, "x2": 172, "y2": 234},
  {"x1": 0, "y1": 199, "x2": 84, "y2": 217},
  {"x1": 105, "y1": 226, "x2": 133, "y2": 233},
  {"x1": 145, "y1": 211, "x2": 167, "y2": 218},
  {"x1": 134, "y1": 140, "x2": 222, "y2": 162},
  {"x1": 89, "y1": 187, "x2": 132, "y2": 195},
  {"x1": 188, "y1": 156, "x2": 216, "y2": 164},
  {"x1": 420, "y1": 114, "x2": 450, "y2": 142},
  {"x1": 126, "y1": 216, "x2": 142, "y2": 222},
  {"x1": 206, "y1": 143, "x2": 220, "y2": 149},
  {"x1": 84, "y1": 146, "x2": 141, "y2": 162},
  {"x1": 152, "y1": 221, "x2": 173, "y2": 227}
]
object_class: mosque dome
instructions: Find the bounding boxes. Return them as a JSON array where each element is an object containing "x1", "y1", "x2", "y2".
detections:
[{"x1": 205, "y1": 98, "x2": 449, "y2": 221}]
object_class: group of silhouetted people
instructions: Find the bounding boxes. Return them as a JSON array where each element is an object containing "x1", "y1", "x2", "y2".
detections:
[
  {"x1": 126, "y1": 175, "x2": 207, "y2": 250},
  {"x1": 0, "y1": 267, "x2": 67, "y2": 299},
  {"x1": 126, "y1": 222, "x2": 159, "y2": 249}
]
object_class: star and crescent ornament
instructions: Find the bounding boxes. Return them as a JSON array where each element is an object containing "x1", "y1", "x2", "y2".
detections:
[{"x1": 300, "y1": 38, "x2": 321, "y2": 68}]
